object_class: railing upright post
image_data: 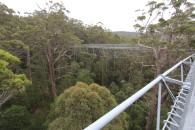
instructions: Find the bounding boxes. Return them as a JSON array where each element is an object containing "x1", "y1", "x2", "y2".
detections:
[
  {"x1": 190, "y1": 57, "x2": 192, "y2": 64},
  {"x1": 181, "y1": 63, "x2": 184, "y2": 82},
  {"x1": 156, "y1": 82, "x2": 162, "y2": 130}
]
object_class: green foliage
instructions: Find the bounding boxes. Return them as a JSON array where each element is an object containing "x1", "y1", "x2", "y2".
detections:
[
  {"x1": 93, "y1": 59, "x2": 108, "y2": 84},
  {"x1": 85, "y1": 24, "x2": 123, "y2": 44},
  {"x1": 0, "y1": 2, "x2": 31, "y2": 106},
  {"x1": 56, "y1": 60, "x2": 95, "y2": 94},
  {"x1": 109, "y1": 82, "x2": 120, "y2": 94},
  {"x1": 70, "y1": 61, "x2": 80, "y2": 73},
  {"x1": 0, "y1": 49, "x2": 30, "y2": 107},
  {"x1": 142, "y1": 68, "x2": 155, "y2": 83},
  {"x1": 135, "y1": 0, "x2": 195, "y2": 47},
  {"x1": 130, "y1": 69, "x2": 144, "y2": 86},
  {"x1": 76, "y1": 69, "x2": 94, "y2": 84},
  {"x1": 114, "y1": 81, "x2": 135, "y2": 103},
  {"x1": 0, "y1": 49, "x2": 30, "y2": 90},
  {"x1": 57, "y1": 75, "x2": 77, "y2": 93},
  {"x1": 0, "y1": 105, "x2": 31, "y2": 130},
  {"x1": 0, "y1": 49, "x2": 19, "y2": 63},
  {"x1": 29, "y1": 114, "x2": 46, "y2": 130},
  {"x1": 127, "y1": 102, "x2": 148, "y2": 130},
  {"x1": 110, "y1": 72, "x2": 149, "y2": 130},
  {"x1": 47, "y1": 82, "x2": 128, "y2": 130},
  {"x1": 25, "y1": 84, "x2": 44, "y2": 108}
]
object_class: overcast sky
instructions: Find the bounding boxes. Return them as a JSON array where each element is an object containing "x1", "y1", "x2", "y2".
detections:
[{"x1": 1, "y1": 0, "x2": 166, "y2": 31}]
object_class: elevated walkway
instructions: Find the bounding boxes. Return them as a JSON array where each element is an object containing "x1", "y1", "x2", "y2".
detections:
[
  {"x1": 163, "y1": 60, "x2": 195, "y2": 130},
  {"x1": 179, "y1": 64, "x2": 195, "y2": 130},
  {"x1": 82, "y1": 44, "x2": 151, "y2": 50},
  {"x1": 81, "y1": 44, "x2": 152, "y2": 58}
]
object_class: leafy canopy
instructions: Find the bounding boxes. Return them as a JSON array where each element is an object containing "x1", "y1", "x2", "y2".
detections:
[
  {"x1": 0, "y1": 49, "x2": 30, "y2": 107},
  {"x1": 47, "y1": 82, "x2": 128, "y2": 130}
]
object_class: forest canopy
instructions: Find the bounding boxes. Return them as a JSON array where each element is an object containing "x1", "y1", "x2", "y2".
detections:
[{"x1": 0, "y1": 0, "x2": 194, "y2": 130}]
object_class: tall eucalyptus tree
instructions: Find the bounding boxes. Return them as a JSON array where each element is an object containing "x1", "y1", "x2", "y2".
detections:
[{"x1": 25, "y1": 2, "x2": 81, "y2": 98}]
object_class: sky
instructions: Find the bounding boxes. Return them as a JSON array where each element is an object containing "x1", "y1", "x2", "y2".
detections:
[{"x1": 1, "y1": 0, "x2": 163, "y2": 32}]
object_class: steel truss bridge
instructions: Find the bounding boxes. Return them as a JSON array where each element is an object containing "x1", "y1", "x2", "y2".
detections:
[
  {"x1": 82, "y1": 47, "x2": 195, "y2": 130},
  {"x1": 75, "y1": 44, "x2": 152, "y2": 58}
]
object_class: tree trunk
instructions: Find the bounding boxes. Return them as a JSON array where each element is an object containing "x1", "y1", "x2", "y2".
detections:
[
  {"x1": 48, "y1": 60, "x2": 57, "y2": 98},
  {"x1": 46, "y1": 46, "x2": 57, "y2": 99},
  {"x1": 26, "y1": 49, "x2": 32, "y2": 81}
]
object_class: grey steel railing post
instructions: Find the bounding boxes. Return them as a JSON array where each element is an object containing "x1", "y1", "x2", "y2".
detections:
[
  {"x1": 156, "y1": 82, "x2": 162, "y2": 130},
  {"x1": 190, "y1": 57, "x2": 192, "y2": 64},
  {"x1": 181, "y1": 64, "x2": 183, "y2": 82}
]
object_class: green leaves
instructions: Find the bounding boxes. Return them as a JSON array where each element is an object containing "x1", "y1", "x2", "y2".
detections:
[
  {"x1": 47, "y1": 82, "x2": 128, "y2": 130},
  {"x1": 0, "y1": 49, "x2": 31, "y2": 106},
  {"x1": 1, "y1": 105, "x2": 31, "y2": 130},
  {"x1": 135, "y1": 0, "x2": 195, "y2": 47},
  {"x1": 137, "y1": 16, "x2": 146, "y2": 21},
  {"x1": 2, "y1": 40, "x2": 29, "y2": 50},
  {"x1": 0, "y1": 3, "x2": 30, "y2": 71},
  {"x1": 0, "y1": 49, "x2": 20, "y2": 63}
]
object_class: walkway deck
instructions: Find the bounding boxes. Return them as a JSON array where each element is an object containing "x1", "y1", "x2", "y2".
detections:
[{"x1": 179, "y1": 62, "x2": 195, "y2": 130}]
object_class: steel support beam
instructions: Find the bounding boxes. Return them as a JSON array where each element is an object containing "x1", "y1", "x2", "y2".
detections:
[
  {"x1": 164, "y1": 77, "x2": 183, "y2": 86},
  {"x1": 181, "y1": 64, "x2": 184, "y2": 82},
  {"x1": 156, "y1": 82, "x2": 162, "y2": 130}
]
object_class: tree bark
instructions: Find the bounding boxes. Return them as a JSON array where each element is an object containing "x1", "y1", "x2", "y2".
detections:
[
  {"x1": 46, "y1": 46, "x2": 57, "y2": 99},
  {"x1": 26, "y1": 49, "x2": 32, "y2": 81}
]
